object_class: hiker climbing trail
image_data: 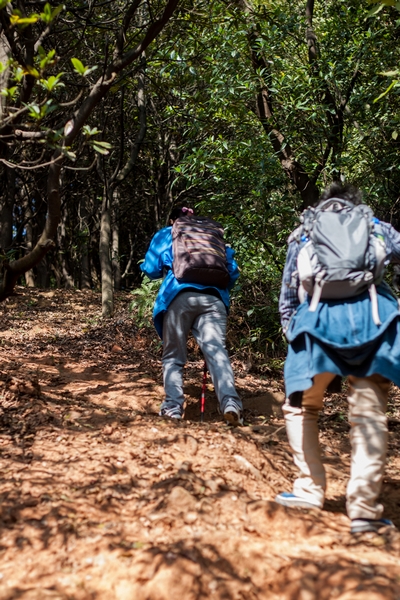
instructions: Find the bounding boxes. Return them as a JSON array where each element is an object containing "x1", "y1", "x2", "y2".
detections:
[{"x1": 0, "y1": 288, "x2": 399, "y2": 599}]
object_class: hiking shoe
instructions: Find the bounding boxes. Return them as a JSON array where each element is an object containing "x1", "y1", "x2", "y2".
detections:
[
  {"x1": 223, "y1": 399, "x2": 243, "y2": 426},
  {"x1": 351, "y1": 518, "x2": 396, "y2": 534},
  {"x1": 159, "y1": 406, "x2": 183, "y2": 419},
  {"x1": 274, "y1": 492, "x2": 321, "y2": 509}
]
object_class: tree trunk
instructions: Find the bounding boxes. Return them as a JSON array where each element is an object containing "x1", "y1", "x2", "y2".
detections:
[
  {"x1": 58, "y1": 201, "x2": 74, "y2": 289},
  {"x1": 36, "y1": 257, "x2": 50, "y2": 289},
  {"x1": 24, "y1": 197, "x2": 35, "y2": 287},
  {"x1": 79, "y1": 197, "x2": 92, "y2": 290},
  {"x1": 0, "y1": 167, "x2": 15, "y2": 251},
  {"x1": 112, "y1": 188, "x2": 121, "y2": 291},
  {"x1": 99, "y1": 190, "x2": 113, "y2": 317}
]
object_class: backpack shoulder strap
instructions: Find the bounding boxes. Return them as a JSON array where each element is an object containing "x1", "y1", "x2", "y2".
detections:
[{"x1": 288, "y1": 225, "x2": 303, "y2": 244}]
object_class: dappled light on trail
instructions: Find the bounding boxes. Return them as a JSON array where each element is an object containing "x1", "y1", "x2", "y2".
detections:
[{"x1": 0, "y1": 288, "x2": 399, "y2": 599}]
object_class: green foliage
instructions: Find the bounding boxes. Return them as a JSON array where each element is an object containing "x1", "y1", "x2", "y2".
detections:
[
  {"x1": 0, "y1": 86, "x2": 18, "y2": 98},
  {"x1": 71, "y1": 58, "x2": 98, "y2": 77},
  {"x1": 367, "y1": 0, "x2": 400, "y2": 101},
  {"x1": 83, "y1": 126, "x2": 101, "y2": 137},
  {"x1": 40, "y1": 74, "x2": 65, "y2": 92},
  {"x1": 2, "y1": 0, "x2": 400, "y2": 365},
  {"x1": 37, "y1": 48, "x2": 57, "y2": 73},
  {"x1": 40, "y1": 3, "x2": 63, "y2": 24},
  {"x1": 27, "y1": 99, "x2": 57, "y2": 120},
  {"x1": 10, "y1": 10, "x2": 39, "y2": 29},
  {"x1": 130, "y1": 0, "x2": 400, "y2": 361},
  {"x1": 91, "y1": 140, "x2": 112, "y2": 155},
  {"x1": 129, "y1": 277, "x2": 161, "y2": 328}
]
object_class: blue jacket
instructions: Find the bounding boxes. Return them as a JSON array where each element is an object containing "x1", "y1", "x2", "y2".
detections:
[
  {"x1": 284, "y1": 282, "x2": 400, "y2": 397},
  {"x1": 280, "y1": 218, "x2": 400, "y2": 398},
  {"x1": 141, "y1": 226, "x2": 240, "y2": 338}
]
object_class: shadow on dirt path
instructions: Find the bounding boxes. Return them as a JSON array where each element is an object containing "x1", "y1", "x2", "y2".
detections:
[{"x1": 0, "y1": 288, "x2": 399, "y2": 599}]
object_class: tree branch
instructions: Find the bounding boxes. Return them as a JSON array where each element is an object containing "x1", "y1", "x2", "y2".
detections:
[
  {"x1": 0, "y1": 0, "x2": 181, "y2": 300},
  {"x1": 237, "y1": 0, "x2": 320, "y2": 206},
  {"x1": 114, "y1": 0, "x2": 143, "y2": 60}
]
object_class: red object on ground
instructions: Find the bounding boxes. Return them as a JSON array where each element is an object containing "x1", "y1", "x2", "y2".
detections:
[{"x1": 200, "y1": 361, "x2": 207, "y2": 422}]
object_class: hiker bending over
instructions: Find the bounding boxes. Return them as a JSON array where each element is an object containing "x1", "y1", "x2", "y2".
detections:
[
  {"x1": 276, "y1": 182, "x2": 400, "y2": 534},
  {"x1": 141, "y1": 206, "x2": 243, "y2": 425}
]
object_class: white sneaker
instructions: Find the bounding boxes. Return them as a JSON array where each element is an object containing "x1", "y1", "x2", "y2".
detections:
[
  {"x1": 159, "y1": 406, "x2": 183, "y2": 419},
  {"x1": 223, "y1": 399, "x2": 243, "y2": 426}
]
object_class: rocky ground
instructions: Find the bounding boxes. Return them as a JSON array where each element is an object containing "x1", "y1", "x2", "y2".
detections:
[{"x1": 0, "y1": 287, "x2": 399, "y2": 600}]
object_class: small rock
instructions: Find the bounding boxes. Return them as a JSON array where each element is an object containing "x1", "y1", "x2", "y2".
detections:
[
  {"x1": 184, "y1": 511, "x2": 198, "y2": 524},
  {"x1": 233, "y1": 454, "x2": 262, "y2": 479},
  {"x1": 167, "y1": 485, "x2": 196, "y2": 512}
]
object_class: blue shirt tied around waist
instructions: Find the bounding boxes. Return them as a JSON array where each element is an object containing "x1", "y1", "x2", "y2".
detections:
[
  {"x1": 279, "y1": 221, "x2": 400, "y2": 398},
  {"x1": 141, "y1": 226, "x2": 240, "y2": 339}
]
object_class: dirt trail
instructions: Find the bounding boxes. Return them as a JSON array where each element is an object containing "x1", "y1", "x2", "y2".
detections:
[{"x1": 0, "y1": 288, "x2": 399, "y2": 600}]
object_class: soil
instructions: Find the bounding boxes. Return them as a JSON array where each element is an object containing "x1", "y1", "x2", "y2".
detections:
[{"x1": 0, "y1": 287, "x2": 399, "y2": 600}]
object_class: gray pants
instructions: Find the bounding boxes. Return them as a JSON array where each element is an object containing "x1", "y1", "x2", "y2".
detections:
[{"x1": 161, "y1": 291, "x2": 241, "y2": 413}]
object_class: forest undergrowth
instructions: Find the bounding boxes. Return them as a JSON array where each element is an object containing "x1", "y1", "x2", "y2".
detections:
[{"x1": 0, "y1": 288, "x2": 399, "y2": 599}]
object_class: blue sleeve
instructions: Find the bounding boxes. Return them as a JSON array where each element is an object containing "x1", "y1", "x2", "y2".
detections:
[
  {"x1": 226, "y1": 246, "x2": 240, "y2": 290},
  {"x1": 381, "y1": 222, "x2": 400, "y2": 264},
  {"x1": 141, "y1": 227, "x2": 173, "y2": 280}
]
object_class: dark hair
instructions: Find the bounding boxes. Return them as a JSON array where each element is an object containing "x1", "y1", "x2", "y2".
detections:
[
  {"x1": 169, "y1": 205, "x2": 195, "y2": 221},
  {"x1": 318, "y1": 182, "x2": 363, "y2": 206}
]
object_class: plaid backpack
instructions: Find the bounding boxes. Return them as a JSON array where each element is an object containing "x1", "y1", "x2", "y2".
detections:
[
  {"x1": 172, "y1": 215, "x2": 230, "y2": 288},
  {"x1": 292, "y1": 198, "x2": 387, "y2": 325}
]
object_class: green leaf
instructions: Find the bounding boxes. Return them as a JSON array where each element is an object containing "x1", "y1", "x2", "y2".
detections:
[
  {"x1": 10, "y1": 13, "x2": 39, "y2": 27},
  {"x1": 83, "y1": 65, "x2": 98, "y2": 76},
  {"x1": 92, "y1": 140, "x2": 112, "y2": 149},
  {"x1": 39, "y1": 49, "x2": 57, "y2": 71},
  {"x1": 83, "y1": 125, "x2": 101, "y2": 136},
  {"x1": 24, "y1": 65, "x2": 40, "y2": 78},
  {"x1": 92, "y1": 147, "x2": 109, "y2": 155},
  {"x1": 61, "y1": 147, "x2": 76, "y2": 160},
  {"x1": 71, "y1": 58, "x2": 86, "y2": 75},
  {"x1": 0, "y1": 0, "x2": 11, "y2": 9},
  {"x1": 373, "y1": 79, "x2": 398, "y2": 102},
  {"x1": 71, "y1": 58, "x2": 97, "y2": 77},
  {"x1": 366, "y1": 4, "x2": 384, "y2": 16},
  {"x1": 392, "y1": 131, "x2": 399, "y2": 140},
  {"x1": 13, "y1": 67, "x2": 24, "y2": 82},
  {"x1": 52, "y1": 5, "x2": 64, "y2": 20},
  {"x1": 0, "y1": 85, "x2": 17, "y2": 98},
  {"x1": 40, "y1": 2, "x2": 52, "y2": 22},
  {"x1": 27, "y1": 103, "x2": 41, "y2": 118},
  {"x1": 379, "y1": 70, "x2": 399, "y2": 77},
  {"x1": 92, "y1": 140, "x2": 112, "y2": 155},
  {"x1": 41, "y1": 3, "x2": 63, "y2": 23},
  {"x1": 40, "y1": 74, "x2": 64, "y2": 91}
]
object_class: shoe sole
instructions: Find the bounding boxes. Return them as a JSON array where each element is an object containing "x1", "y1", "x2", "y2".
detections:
[
  {"x1": 275, "y1": 496, "x2": 320, "y2": 509},
  {"x1": 224, "y1": 411, "x2": 243, "y2": 426},
  {"x1": 159, "y1": 412, "x2": 183, "y2": 419},
  {"x1": 351, "y1": 523, "x2": 395, "y2": 534}
]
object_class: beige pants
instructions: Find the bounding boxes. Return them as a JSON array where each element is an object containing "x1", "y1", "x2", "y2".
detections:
[{"x1": 283, "y1": 373, "x2": 390, "y2": 520}]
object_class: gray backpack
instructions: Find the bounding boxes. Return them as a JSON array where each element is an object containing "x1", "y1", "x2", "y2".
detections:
[{"x1": 292, "y1": 198, "x2": 387, "y2": 325}]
